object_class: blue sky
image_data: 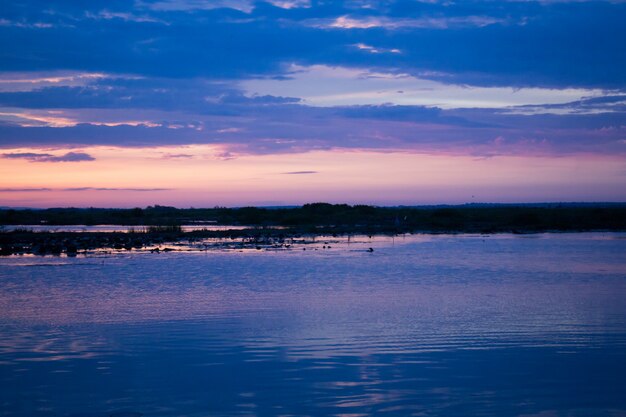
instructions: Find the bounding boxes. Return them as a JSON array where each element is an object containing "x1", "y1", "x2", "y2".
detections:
[{"x1": 0, "y1": 1, "x2": 625, "y2": 206}]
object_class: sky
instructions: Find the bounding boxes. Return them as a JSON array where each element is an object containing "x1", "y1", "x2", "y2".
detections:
[{"x1": 0, "y1": 0, "x2": 625, "y2": 207}]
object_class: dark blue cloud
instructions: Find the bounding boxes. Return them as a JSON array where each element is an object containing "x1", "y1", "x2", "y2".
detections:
[
  {"x1": 1, "y1": 1, "x2": 625, "y2": 87},
  {"x1": 0, "y1": 0, "x2": 625, "y2": 157},
  {"x1": 0, "y1": 99, "x2": 624, "y2": 157},
  {"x1": 0, "y1": 77, "x2": 299, "y2": 111}
]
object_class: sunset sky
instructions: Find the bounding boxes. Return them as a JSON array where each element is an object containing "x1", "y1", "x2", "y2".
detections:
[{"x1": 1, "y1": 0, "x2": 625, "y2": 207}]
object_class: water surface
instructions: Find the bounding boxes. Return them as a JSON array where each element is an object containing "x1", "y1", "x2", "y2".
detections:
[{"x1": 1, "y1": 233, "x2": 626, "y2": 417}]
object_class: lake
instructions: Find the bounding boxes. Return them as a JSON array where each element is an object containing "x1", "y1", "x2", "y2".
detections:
[{"x1": 1, "y1": 233, "x2": 626, "y2": 417}]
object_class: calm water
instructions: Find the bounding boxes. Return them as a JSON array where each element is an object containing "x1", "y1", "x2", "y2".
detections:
[{"x1": 1, "y1": 233, "x2": 626, "y2": 417}]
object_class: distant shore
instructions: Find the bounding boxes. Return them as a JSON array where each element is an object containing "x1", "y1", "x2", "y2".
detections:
[{"x1": 2, "y1": 203, "x2": 625, "y2": 256}]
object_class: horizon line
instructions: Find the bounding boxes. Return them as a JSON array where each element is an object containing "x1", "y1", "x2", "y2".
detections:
[{"x1": 3, "y1": 201, "x2": 626, "y2": 211}]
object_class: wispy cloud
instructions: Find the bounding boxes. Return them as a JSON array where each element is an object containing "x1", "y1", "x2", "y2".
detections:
[
  {"x1": 61, "y1": 187, "x2": 171, "y2": 192},
  {"x1": 310, "y1": 15, "x2": 507, "y2": 30},
  {"x1": 352, "y1": 43, "x2": 401, "y2": 54},
  {"x1": 0, "y1": 187, "x2": 52, "y2": 192},
  {"x1": 139, "y1": 0, "x2": 256, "y2": 13},
  {"x1": 268, "y1": 0, "x2": 311, "y2": 9},
  {"x1": 0, "y1": 72, "x2": 106, "y2": 92},
  {"x1": 85, "y1": 11, "x2": 168, "y2": 24},
  {"x1": 138, "y1": 0, "x2": 311, "y2": 13},
  {"x1": 2, "y1": 152, "x2": 95, "y2": 162},
  {"x1": 0, "y1": 18, "x2": 56, "y2": 29},
  {"x1": 0, "y1": 111, "x2": 78, "y2": 127},
  {"x1": 161, "y1": 153, "x2": 194, "y2": 159},
  {"x1": 281, "y1": 170, "x2": 318, "y2": 174},
  {"x1": 242, "y1": 64, "x2": 607, "y2": 109},
  {"x1": 0, "y1": 187, "x2": 171, "y2": 192}
]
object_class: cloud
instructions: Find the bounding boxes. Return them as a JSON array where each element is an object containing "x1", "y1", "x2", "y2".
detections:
[
  {"x1": 0, "y1": 96, "x2": 624, "y2": 157},
  {"x1": 1, "y1": 1, "x2": 625, "y2": 88},
  {"x1": 138, "y1": 0, "x2": 256, "y2": 13},
  {"x1": 0, "y1": 0, "x2": 625, "y2": 160},
  {"x1": 267, "y1": 0, "x2": 311, "y2": 9},
  {"x1": 352, "y1": 43, "x2": 401, "y2": 54},
  {"x1": 0, "y1": 71, "x2": 106, "y2": 92},
  {"x1": 217, "y1": 127, "x2": 243, "y2": 133},
  {"x1": 138, "y1": 0, "x2": 312, "y2": 13},
  {"x1": 2, "y1": 151, "x2": 95, "y2": 162},
  {"x1": 0, "y1": 76, "x2": 300, "y2": 113},
  {"x1": 51, "y1": 152, "x2": 96, "y2": 162},
  {"x1": 502, "y1": 94, "x2": 626, "y2": 115},
  {"x1": 241, "y1": 64, "x2": 608, "y2": 109},
  {"x1": 0, "y1": 187, "x2": 52, "y2": 192},
  {"x1": 310, "y1": 15, "x2": 507, "y2": 30},
  {"x1": 0, "y1": 187, "x2": 171, "y2": 192},
  {"x1": 85, "y1": 11, "x2": 168, "y2": 24},
  {"x1": 282, "y1": 170, "x2": 318, "y2": 174},
  {"x1": 162, "y1": 153, "x2": 194, "y2": 159},
  {"x1": 61, "y1": 187, "x2": 171, "y2": 191},
  {"x1": 0, "y1": 18, "x2": 56, "y2": 29},
  {"x1": 215, "y1": 151, "x2": 237, "y2": 160}
]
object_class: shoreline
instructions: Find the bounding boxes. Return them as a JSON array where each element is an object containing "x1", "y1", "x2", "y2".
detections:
[{"x1": 2, "y1": 226, "x2": 625, "y2": 256}]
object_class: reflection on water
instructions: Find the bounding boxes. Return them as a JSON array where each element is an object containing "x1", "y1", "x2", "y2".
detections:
[{"x1": 1, "y1": 233, "x2": 626, "y2": 416}]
